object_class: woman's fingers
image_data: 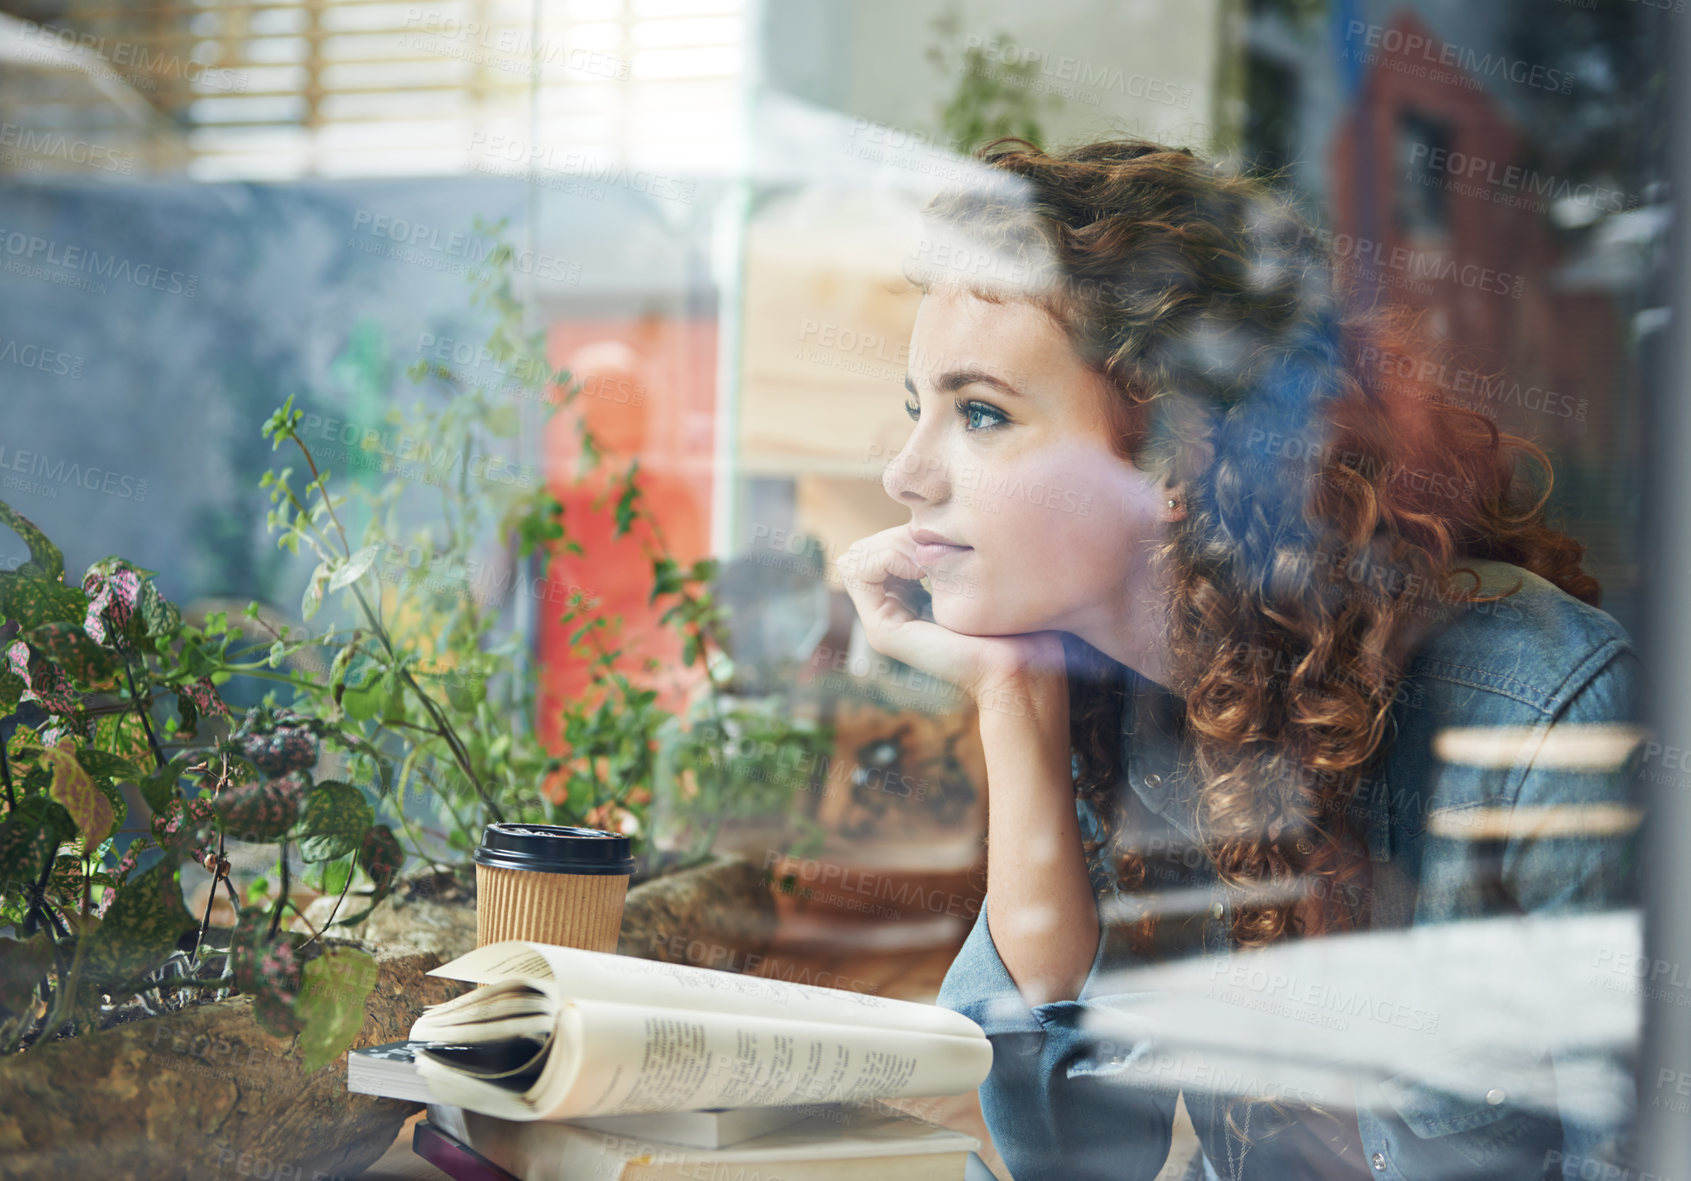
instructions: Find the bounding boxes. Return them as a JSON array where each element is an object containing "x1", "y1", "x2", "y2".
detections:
[
  {"x1": 838, "y1": 527, "x2": 1000, "y2": 695},
  {"x1": 838, "y1": 529, "x2": 923, "y2": 614},
  {"x1": 837, "y1": 526, "x2": 1073, "y2": 708}
]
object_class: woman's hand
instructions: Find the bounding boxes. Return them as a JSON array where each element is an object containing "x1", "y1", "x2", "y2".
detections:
[{"x1": 836, "y1": 525, "x2": 1070, "y2": 707}]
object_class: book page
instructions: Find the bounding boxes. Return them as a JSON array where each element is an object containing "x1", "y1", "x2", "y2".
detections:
[
  {"x1": 455, "y1": 1103, "x2": 978, "y2": 1180},
  {"x1": 537, "y1": 998, "x2": 991, "y2": 1119},
  {"x1": 414, "y1": 981, "x2": 551, "y2": 1028},
  {"x1": 427, "y1": 941, "x2": 980, "y2": 1038}
]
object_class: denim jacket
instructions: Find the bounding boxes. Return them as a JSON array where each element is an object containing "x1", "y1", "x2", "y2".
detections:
[{"x1": 937, "y1": 559, "x2": 1644, "y2": 1181}]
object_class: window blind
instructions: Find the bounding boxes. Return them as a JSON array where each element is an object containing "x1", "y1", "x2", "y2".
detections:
[{"x1": 8, "y1": 0, "x2": 743, "y2": 179}]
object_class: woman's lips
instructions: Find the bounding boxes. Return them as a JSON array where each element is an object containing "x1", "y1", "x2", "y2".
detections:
[{"x1": 914, "y1": 542, "x2": 972, "y2": 566}]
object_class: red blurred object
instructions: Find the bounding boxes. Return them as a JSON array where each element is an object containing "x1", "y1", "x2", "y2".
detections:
[{"x1": 535, "y1": 319, "x2": 719, "y2": 755}]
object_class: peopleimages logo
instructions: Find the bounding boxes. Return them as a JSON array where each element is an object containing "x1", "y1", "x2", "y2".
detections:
[
  {"x1": 0, "y1": 228, "x2": 198, "y2": 297},
  {"x1": 13, "y1": 19, "x2": 248, "y2": 93},
  {"x1": 1343, "y1": 21, "x2": 1574, "y2": 95},
  {"x1": 466, "y1": 132, "x2": 696, "y2": 205},
  {"x1": 0, "y1": 124, "x2": 133, "y2": 174},
  {"x1": 403, "y1": 8, "x2": 631, "y2": 81},
  {"x1": 1408, "y1": 143, "x2": 1636, "y2": 216},
  {"x1": 297, "y1": 412, "x2": 535, "y2": 489},
  {"x1": 0, "y1": 338, "x2": 83, "y2": 379},
  {"x1": 348, "y1": 211, "x2": 581, "y2": 285},
  {"x1": 1317, "y1": 229, "x2": 1526, "y2": 300},
  {"x1": 0, "y1": 444, "x2": 147, "y2": 501}
]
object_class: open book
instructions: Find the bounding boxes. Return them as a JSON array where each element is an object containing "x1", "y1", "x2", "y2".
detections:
[{"x1": 408, "y1": 941, "x2": 993, "y2": 1122}]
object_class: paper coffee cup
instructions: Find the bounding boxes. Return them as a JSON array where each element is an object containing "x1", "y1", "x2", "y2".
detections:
[{"x1": 472, "y1": 823, "x2": 636, "y2": 952}]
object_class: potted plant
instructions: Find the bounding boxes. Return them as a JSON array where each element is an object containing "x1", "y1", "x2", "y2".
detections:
[{"x1": 0, "y1": 222, "x2": 826, "y2": 1180}]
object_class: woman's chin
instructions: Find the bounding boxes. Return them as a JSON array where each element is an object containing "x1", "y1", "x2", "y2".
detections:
[{"x1": 932, "y1": 599, "x2": 1029, "y2": 637}]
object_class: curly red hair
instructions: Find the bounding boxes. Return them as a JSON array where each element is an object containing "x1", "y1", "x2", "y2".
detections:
[{"x1": 919, "y1": 137, "x2": 1599, "y2": 953}]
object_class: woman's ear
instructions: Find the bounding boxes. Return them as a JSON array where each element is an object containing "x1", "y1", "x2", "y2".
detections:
[
  {"x1": 1159, "y1": 392, "x2": 1216, "y2": 503},
  {"x1": 1164, "y1": 483, "x2": 1187, "y2": 522}
]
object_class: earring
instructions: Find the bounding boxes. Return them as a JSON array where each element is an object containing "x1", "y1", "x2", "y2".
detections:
[{"x1": 1167, "y1": 499, "x2": 1177, "y2": 508}]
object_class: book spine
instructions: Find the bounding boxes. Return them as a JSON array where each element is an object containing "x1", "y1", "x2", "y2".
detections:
[{"x1": 413, "y1": 1121, "x2": 524, "y2": 1181}]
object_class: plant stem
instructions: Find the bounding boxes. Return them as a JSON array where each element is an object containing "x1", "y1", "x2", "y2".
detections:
[
  {"x1": 34, "y1": 915, "x2": 89, "y2": 1047},
  {"x1": 281, "y1": 454, "x2": 497, "y2": 824},
  {"x1": 0, "y1": 732, "x2": 14, "y2": 811},
  {"x1": 70, "y1": 686, "x2": 173, "y2": 721},
  {"x1": 31, "y1": 853, "x2": 69, "y2": 941},
  {"x1": 394, "y1": 667, "x2": 494, "y2": 816},
  {"x1": 289, "y1": 431, "x2": 387, "y2": 635},
  {"x1": 290, "y1": 435, "x2": 353, "y2": 561},
  {"x1": 269, "y1": 842, "x2": 290, "y2": 939},
  {"x1": 284, "y1": 440, "x2": 499, "y2": 824},
  {"x1": 390, "y1": 806, "x2": 437, "y2": 868},
  {"x1": 289, "y1": 886, "x2": 331, "y2": 940},
  {"x1": 299, "y1": 855, "x2": 353, "y2": 949},
  {"x1": 192, "y1": 829, "x2": 227, "y2": 961},
  {"x1": 382, "y1": 718, "x2": 444, "y2": 737},
  {"x1": 431, "y1": 780, "x2": 478, "y2": 847},
  {"x1": 122, "y1": 658, "x2": 168, "y2": 770}
]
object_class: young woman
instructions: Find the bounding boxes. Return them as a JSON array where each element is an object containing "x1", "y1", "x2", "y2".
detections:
[{"x1": 839, "y1": 139, "x2": 1642, "y2": 1180}]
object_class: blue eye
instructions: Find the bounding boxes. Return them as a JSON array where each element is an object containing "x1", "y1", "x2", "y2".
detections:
[
  {"x1": 958, "y1": 401, "x2": 1007, "y2": 432},
  {"x1": 902, "y1": 397, "x2": 1007, "y2": 433}
]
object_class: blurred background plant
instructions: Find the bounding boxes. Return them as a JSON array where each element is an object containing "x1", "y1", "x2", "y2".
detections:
[
  {"x1": 924, "y1": 3, "x2": 1063, "y2": 152},
  {"x1": 0, "y1": 219, "x2": 836, "y2": 1058},
  {"x1": 256, "y1": 218, "x2": 834, "y2": 875}
]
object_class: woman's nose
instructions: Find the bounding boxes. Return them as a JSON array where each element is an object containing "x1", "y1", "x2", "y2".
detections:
[{"x1": 881, "y1": 438, "x2": 949, "y2": 505}]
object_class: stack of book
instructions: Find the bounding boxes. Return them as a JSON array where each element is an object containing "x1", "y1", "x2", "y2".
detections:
[{"x1": 348, "y1": 940, "x2": 993, "y2": 1180}]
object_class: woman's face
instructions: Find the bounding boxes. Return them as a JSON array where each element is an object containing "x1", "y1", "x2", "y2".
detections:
[{"x1": 883, "y1": 285, "x2": 1177, "y2": 647}]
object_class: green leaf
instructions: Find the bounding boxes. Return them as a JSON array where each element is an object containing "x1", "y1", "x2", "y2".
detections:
[
  {"x1": 139, "y1": 754, "x2": 193, "y2": 816},
  {"x1": 296, "y1": 780, "x2": 373, "y2": 863},
  {"x1": 341, "y1": 672, "x2": 382, "y2": 722},
  {"x1": 85, "y1": 858, "x2": 197, "y2": 986},
  {"x1": 173, "y1": 687, "x2": 200, "y2": 736},
  {"x1": 649, "y1": 557, "x2": 682, "y2": 605},
  {"x1": 316, "y1": 856, "x2": 352, "y2": 898},
  {"x1": 137, "y1": 579, "x2": 180, "y2": 639},
  {"x1": 75, "y1": 748, "x2": 148, "y2": 783},
  {"x1": 0, "y1": 796, "x2": 72, "y2": 885},
  {"x1": 328, "y1": 642, "x2": 358, "y2": 698},
  {"x1": 445, "y1": 674, "x2": 477, "y2": 713},
  {"x1": 380, "y1": 668, "x2": 407, "y2": 724},
  {"x1": 42, "y1": 738, "x2": 114, "y2": 848},
  {"x1": 93, "y1": 778, "x2": 127, "y2": 831},
  {"x1": 338, "y1": 824, "x2": 402, "y2": 925},
  {"x1": 295, "y1": 947, "x2": 377, "y2": 1073},
  {"x1": 0, "y1": 577, "x2": 88, "y2": 631},
  {"x1": 0, "y1": 500, "x2": 64, "y2": 581},
  {"x1": 328, "y1": 544, "x2": 380, "y2": 592},
  {"x1": 302, "y1": 561, "x2": 330, "y2": 622},
  {"x1": 94, "y1": 710, "x2": 155, "y2": 768},
  {"x1": 24, "y1": 622, "x2": 117, "y2": 689}
]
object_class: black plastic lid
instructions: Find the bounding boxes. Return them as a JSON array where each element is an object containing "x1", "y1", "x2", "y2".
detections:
[{"x1": 472, "y1": 822, "x2": 636, "y2": 876}]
